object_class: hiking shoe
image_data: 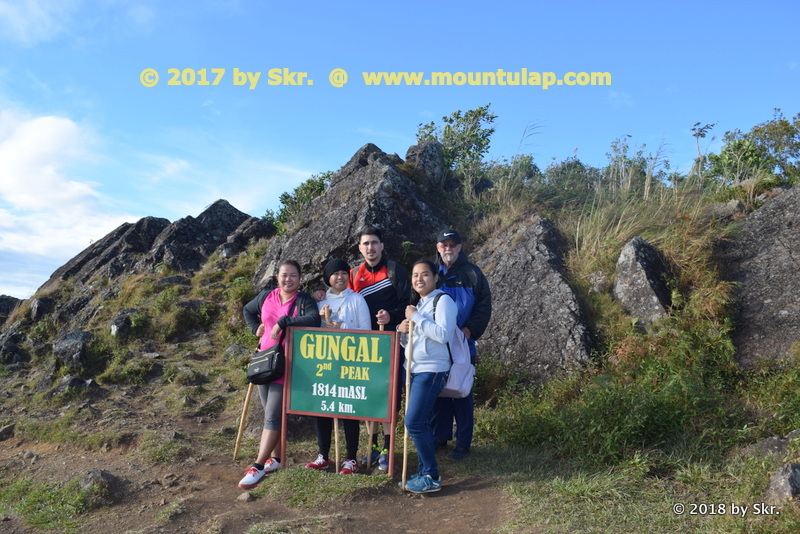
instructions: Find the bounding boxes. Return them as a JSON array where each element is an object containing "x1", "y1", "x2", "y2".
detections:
[
  {"x1": 361, "y1": 449, "x2": 380, "y2": 466},
  {"x1": 339, "y1": 459, "x2": 359, "y2": 474},
  {"x1": 305, "y1": 454, "x2": 329, "y2": 470},
  {"x1": 446, "y1": 446, "x2": 470, "y2": 461},
  {"x1": 398, "y1": 473, "x2": 422, "y2": 488},
  {"x1": 378, "y1": 450, "x2": 389, "y2": 471},
  {"x1": 434, "y1": 440, "x2": 448, "y2": 451},
  {"x1": 404, "y1": 474, "x2": 442, "y2": 494},
  {"x1": 263, "y1": 458, "x2": 282, "y2": 473},
  {"x1": 238, "y1": 465, "x2": 266, "y2": 489}
]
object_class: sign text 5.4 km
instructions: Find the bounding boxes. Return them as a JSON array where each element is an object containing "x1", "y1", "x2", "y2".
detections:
[{"x1": 284, "y1": 327, "x2": 399, "y2": 421}]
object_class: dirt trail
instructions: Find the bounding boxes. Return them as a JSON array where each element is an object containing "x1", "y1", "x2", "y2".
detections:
[{"x1": 1, "y1": 435, "x2": 519, "y2": 533}]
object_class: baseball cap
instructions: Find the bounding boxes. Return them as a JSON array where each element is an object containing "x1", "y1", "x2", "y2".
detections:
[{"x1": 437, "y1": 229, "x2": 462, "y2": 244}]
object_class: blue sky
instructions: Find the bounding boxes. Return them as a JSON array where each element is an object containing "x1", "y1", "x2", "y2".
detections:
[{"x1": 1, "y1": 0, "x2": 798, "y2": 299}]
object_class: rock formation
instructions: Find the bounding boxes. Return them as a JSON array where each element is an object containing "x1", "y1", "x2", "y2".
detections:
[
  {"x1": 612, "y1": 237, "x2": 672, "y2": 328},
  {"x1": 252, "y1": 143, "x2": 450, "y2": 290},
  {"x1": 716, "y1": 184, "x2": 800, "y2": 366},
  {"x1": 471, "y1": 216, "x2": 594, "y2": 382}
]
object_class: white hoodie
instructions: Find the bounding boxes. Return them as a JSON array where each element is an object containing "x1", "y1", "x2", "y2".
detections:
[{"x1": 317, "y1": 287, "x2": 372, "y2": 330}]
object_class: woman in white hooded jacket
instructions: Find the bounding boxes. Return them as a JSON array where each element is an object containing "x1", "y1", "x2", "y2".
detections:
[
  {"x1": 397, "y1": 258, "x2": 457, "y2": 493},
  {"x1": 304, "y1": 258, "x2": 371, "y2": 474}
]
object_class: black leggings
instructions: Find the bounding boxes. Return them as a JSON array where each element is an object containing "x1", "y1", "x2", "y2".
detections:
[{"x1": 315, "y1": 417, "x2": 360, "y2": 462}]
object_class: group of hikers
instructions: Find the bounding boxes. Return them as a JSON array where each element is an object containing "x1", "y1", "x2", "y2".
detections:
[{"x1": 238, "y1": 226, "x2": 492, "y2": 494}]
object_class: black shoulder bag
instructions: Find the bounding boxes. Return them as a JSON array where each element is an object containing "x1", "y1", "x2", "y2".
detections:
[{"x1": 246, "y1": 300, "x2": 297, "y2": 385}]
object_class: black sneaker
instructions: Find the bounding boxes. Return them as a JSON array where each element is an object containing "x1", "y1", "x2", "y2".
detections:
[{"x1": 445, "y1": 446, "x2": 470, "y2": 461}]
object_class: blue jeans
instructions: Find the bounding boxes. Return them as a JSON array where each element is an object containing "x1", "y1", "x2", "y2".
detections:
[
  {"x1": 431, "y1": 392, "x2": 474, "y2": 449},
  {"x1": 405, "y1": 371, "x2": 448, "y2": 479}
]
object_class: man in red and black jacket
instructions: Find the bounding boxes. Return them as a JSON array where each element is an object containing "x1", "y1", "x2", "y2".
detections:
[
  {"x1": 350, "y1": 225, "x2": 410, "y2": 470},
  {"x1": 349, "y1": 226, "x2": 410, "y2": 331}
]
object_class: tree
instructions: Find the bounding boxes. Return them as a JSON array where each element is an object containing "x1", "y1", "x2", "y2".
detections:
[
  {"x1": 263, "y1": 171, "x2": 334, "y2": 230},
  {"x1": 747, "y1": 109, "x2": 800, "y2": 182},
  {"x1": 708, "y1": 109, "x2": 800, "y2": 185},
  {"x1": 417, "y1": 104, "x2": 497, "y2": 194},
  {"x1": 707, "y1": 138, "x2": 770, "y2": 186}
]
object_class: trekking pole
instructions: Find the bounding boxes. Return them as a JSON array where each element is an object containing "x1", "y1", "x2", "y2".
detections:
[
  {"x1": 401, "y1": 321, "x2": 413, "y2": 489},
  {"x1": 365, "y1": 322, "x2": 386, "y2": 469},
  {"x1": 233, "y1": 382, "x2": 254, "y2": 461},
  {"x1": 334, "y1": 417, "x2": 340, "y2": 468}
]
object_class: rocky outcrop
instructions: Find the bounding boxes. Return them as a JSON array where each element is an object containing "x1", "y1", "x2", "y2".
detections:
[
  {"x1": 253, "y1": 143, "x2": 449, "y2": 289},
  {"x1": 612, "y1": 237, "x2": 672, "y2": 328},
  {"x1": 0, "y1": 295, "x2": 20, "y2": 326},
  {"x1": 405, "y1": 140, "x2": 445, "y2": 186},
  {"x1": 471, "y1": 217, "x2": 594, "y2": 383},
  {"x1": 700, "y1": 199, "x2": 745, "y2": 225},
  {"x1": 216, "y1": 217, "x2": 276, "y2": 259},
  {"x1": 135, "y1": 200, "x2": 253, "y2": 273},
  {"x1": 40, "y1": 216, "x2": 171, "y2": 292},
  {"x1": 716, "y1": 184, "x2": 800, "y2": 367}
]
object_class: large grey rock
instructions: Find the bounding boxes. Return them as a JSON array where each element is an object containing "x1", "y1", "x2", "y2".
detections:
[
  {"x1": 716, "y1": 184, "x2": 800, "y2": 367},
  {"x1": 471, "y1": 217, "x2": 594, "y2": 383},
  {"x1": 405, "y1": 140, "x2": 445, "y2": 186},
  {"x1": 30, "y1": 297, "x2": 56, "y2": 322},
  {"x1": 612, "y1": 237, "x2": 672, "y2": 328},
  {"x1": 700, "y1": 199, "x2": 745, "y2": 224},
  {"x1": 0, "y1": 295, "x2": 21, "y2": 326},
  {"x1": 52, "y1": 330, "x2": 94, "y2": 368},
  {"x1": 253, "y1": 143, "x2": 449, "y2": 289},
  {"x1": 763, "y1": 463, "x2": 800, "y2": 505}
]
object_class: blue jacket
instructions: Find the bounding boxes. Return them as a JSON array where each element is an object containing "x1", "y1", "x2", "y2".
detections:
[{"x1": 436, "y1": 249, "x2": 492, "y2": 356}]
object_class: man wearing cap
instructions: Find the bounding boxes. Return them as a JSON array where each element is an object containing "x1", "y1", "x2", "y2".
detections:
[{"x1": 431, "y1": 229, "x2": 492, "y2": 461}]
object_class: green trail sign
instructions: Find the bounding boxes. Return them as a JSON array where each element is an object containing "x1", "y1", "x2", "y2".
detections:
[{"x1": 284, "y1": 327, "x2": 399, "y2": 422}]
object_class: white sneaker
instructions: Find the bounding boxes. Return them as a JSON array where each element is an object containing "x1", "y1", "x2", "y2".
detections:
[
  {"x1": 339, "y1": 459, "x2": 359, "y2": 474},
  {"x1": 305, "y1": 454, "x2": 329, "y2": 470},
  {"x1": 263, "y1": 458, "x2": 282, "y2": 473},
  {"x1": 238, "y1": 465, "x2": 266, "y2": 489}
]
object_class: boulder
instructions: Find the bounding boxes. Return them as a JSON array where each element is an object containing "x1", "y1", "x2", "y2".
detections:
[
  {"x1": 0, "y1": 295, "x2": 21, "y2": 326},
  {"x1": 612, "y1": 237, "x2": 672, "y2": 328},
  {"x1": 763, "y1": 463, "x2": 800, "y2": 505},
  {"x1": 253, "y1": 143, "x2": 449, "y2": 289},
  {"x1": 471, "y1": 216, "x2": 594, "y2": 383},
  {"x1": 53, "y1": 330, "x2": 94, "y2": 369},
  {"x1": 716, "y1": 184, "x2": 800, "y2": 367},
  {"x1": 405, "y1": 140, "x2": 445, "y2": 186},
  {"x1": 700, "y1": 199, "x2": 745, "y2": 224},
  {"x1": 30, "y1": 297, "x2": 55, "y2": 322}
]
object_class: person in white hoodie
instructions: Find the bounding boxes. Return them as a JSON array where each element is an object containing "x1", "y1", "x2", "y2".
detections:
[{"x1": 304, "y1": 258, "x2": 372, "y2": 474}]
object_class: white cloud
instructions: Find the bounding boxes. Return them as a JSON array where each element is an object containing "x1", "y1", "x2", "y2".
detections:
[
  {"x1": 0, "y1": 111, "x2": 97, "y2": 211},
  {"x1": 0, "y1": 0, "x2": 82, "y2": 46},
  {"x1": 0, "y1": 111, "x2": 132, "y2": 257}
]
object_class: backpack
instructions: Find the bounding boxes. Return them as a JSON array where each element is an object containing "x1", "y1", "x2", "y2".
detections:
[{"x1": 433, "y1": 293, "x2": 475, "y2": 398}]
